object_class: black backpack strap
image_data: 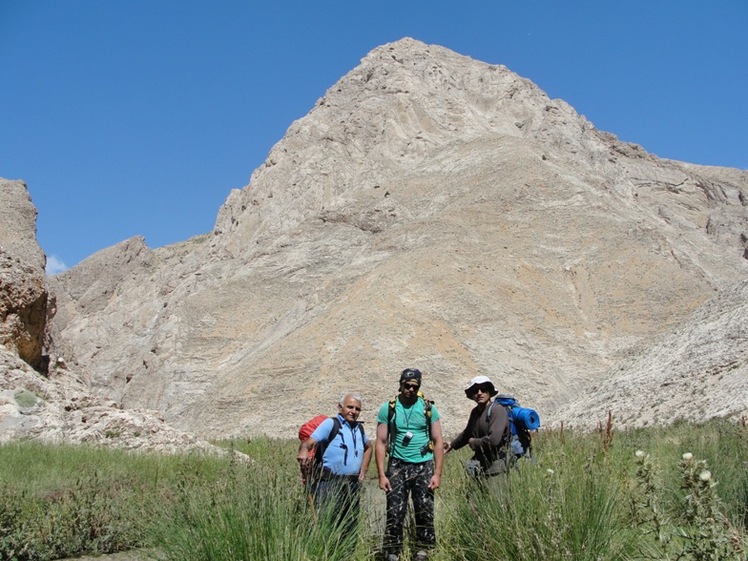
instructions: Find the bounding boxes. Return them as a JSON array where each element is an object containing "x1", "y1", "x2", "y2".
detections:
[
  {"x1": 386, "y1": 398, "x2": 397, "y2": 451},
  {"x1": 329, "y1": 416, "x2": 342, "y2": 442},
  {"x1": 314, "y1": 417, "x2": 341, "y2": 463}
]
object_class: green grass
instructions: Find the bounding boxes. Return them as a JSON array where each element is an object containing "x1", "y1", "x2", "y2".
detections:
[
  {"x1": 1, "y1": 420, "x2": 746, "y2": 561},
  {"x1": 441, "y1": 442, "x2": 631, "y2": 561},
  {"x1": 0, "y1": 441, "x2": 234, "y2": 560}
]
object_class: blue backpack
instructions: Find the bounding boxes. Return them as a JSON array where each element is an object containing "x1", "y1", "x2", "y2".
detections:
[{"x1": 487, "y1": 394, "x2": 540, "y2": 458}]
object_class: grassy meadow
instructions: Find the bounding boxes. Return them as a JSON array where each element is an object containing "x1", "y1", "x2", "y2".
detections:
[{"x1": 1, "y1": 418, "x2": 746, "y2": 561}]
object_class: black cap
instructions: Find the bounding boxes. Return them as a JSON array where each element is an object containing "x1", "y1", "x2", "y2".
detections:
[{"x1": 399, "y1": 368, "x2": 422, "y2": 385}]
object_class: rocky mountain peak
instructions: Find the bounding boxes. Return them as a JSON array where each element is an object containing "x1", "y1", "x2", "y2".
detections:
[
  {"x1": 4, "y1": 40, "x2": 747, "y2": 444},
  {"x1": 212, "y1": 37, "x2": 616, "y2": 259}
]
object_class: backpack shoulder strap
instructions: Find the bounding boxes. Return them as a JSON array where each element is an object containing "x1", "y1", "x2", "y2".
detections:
[
  {"x1": 387, "y1": 397, "x2": 397, "y2": 427},
  {"x1": 420, "y1": 395, "x2": 435, "y2": 452},
  {"x1": 489, "y1": 399, "x2": 516, "y2": 427},
  {"x1": 385, "y1": 397, "x2": 401, "y2": 452},
  {"x1": 328, "y1": 416, "x2": 342, "y2": 442},
  {"x1": 315, "y1": 416, "x2": 341, "y2": 462},
  {"x1": 421, "y1": 394, "x2": 433, "y2": 434}
]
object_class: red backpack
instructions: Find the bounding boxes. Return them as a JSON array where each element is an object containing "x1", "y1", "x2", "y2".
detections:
[
  {"x1": 298, "y1": 415, "x2": 343, "y2": 484},
  {"x1": 298, "y1": 414, "x2": 331, "y2": 457}
]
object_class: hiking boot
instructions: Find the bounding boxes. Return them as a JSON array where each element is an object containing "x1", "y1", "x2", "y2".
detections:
[{"x1": 414, "y1": 551, "x2": 428, "y2": 561}]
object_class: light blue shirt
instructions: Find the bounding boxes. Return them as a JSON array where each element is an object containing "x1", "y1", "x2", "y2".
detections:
[{"x1": 310, "y1": 414, "x2": 369, "y2": 476}]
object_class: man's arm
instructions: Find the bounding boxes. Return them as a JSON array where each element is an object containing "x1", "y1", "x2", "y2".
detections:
[
  {"x1": 297, "y1": 437, "x2": 318, "y2": 483},
  {"x1": 297, "y1": 436, "x2": 318, "y2": 462},
  {"x1": 429, "y1": 419, "x2": 444, "y2": 490},
  {"x1": 375, "y1": 422, "x2": 391, "y2": 491},
  {"x1": 297, "y1": 417, "x2": 333, "y2": 483}
]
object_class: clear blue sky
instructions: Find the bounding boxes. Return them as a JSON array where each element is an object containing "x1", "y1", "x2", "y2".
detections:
[{"x1": 1, "y1": 1, "x2": 746, "y2": 273}]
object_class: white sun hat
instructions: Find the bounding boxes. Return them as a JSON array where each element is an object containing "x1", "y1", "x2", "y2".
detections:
[{"x1": 464, "y1": 375, "x2": 499, "y2": 398}]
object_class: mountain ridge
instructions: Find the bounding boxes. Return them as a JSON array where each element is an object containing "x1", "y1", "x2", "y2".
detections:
[{"x1": 4, "y1": 38, "x2": 745, "y2": 444}]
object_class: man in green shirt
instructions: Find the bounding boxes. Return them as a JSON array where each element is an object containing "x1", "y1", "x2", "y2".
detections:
[{"x1": 375, "y1": 368, "x2": 444, "y2": 561}]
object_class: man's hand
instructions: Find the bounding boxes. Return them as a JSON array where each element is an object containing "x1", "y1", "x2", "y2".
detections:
[
  {"x1": 297, "y1": 452, "x2": 311, "y2": 466},
  {"x1": 428, "y1": 473, "x2": 441, "y2": 490},
  {"x1": 379, "y1": 474, "x2": 392, "y2": 492},
  {"x1": 297, "y1": 454, "x2": 312, "y2": 483}
]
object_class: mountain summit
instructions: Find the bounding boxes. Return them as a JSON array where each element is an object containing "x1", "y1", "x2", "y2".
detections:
[{"x1": 40, "y1": 38, "x2": 748, "y2": 439}]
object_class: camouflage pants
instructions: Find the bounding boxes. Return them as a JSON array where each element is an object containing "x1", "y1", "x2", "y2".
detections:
[{"x1": 384, "y1": 457, "x2": 435, "y2": 555}]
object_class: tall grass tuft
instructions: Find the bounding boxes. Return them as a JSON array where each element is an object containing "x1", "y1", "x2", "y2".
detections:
[
  {"x1": 442, "y1": 456, "x2": 629, "y2": 561},
  {"x1": 153, "y1": 441, "x2": 363, "y2": 561},
  {"x1": 1, "y1": 420, "x2": 746, "y2": 560}
]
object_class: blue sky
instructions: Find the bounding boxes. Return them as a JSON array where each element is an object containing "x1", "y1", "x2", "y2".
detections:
[{"x1": 1, "y1": 1, "x2": 746, "y2": 273}]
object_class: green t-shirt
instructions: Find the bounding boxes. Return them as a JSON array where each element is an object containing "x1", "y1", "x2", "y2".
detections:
[{"x1": 377, "y1": 397, "x2": 441, "y2": 464}]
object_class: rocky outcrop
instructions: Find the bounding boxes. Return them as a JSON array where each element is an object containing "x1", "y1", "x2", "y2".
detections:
[
  {"x1": 0, "y1": 181, "x2": 239, "y2": 455},
  {"x1": 0, "y1": 179, "x2": 47, "y2": 371},
  {"x1": 0, "y1": 346, "x2": 230, "y2": 455},
  {"x1": 42, "y1": 39, "x2": 748, "y2": 439}
]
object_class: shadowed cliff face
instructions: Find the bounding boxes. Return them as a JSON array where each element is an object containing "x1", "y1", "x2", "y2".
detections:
[
  {"x1": 0, "y1": 179, "x2": 47, "y2": 371},
  {"x1": 0, "y1": 181, "x2": 233, "y2": 454},
  {"x1": 45, "y1": 38, "x2": 748, "y2": 439}
]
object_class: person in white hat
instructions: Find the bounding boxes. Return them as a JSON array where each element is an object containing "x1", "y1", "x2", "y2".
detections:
[{"x1": 444, "y1": 375, "x2": 513, "y2": 478}]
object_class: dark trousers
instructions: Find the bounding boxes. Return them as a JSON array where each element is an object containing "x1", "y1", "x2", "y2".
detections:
[
  {"x1": 384, "y1": 457, "x2": 435, "y2": 554},
  {"x1": 310, "y1": 475, "x2": 361, "y2": 536}
]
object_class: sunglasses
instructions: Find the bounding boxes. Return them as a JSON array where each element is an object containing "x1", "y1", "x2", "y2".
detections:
[
  {"x1": 472, "y1": 385, "x2": 492, "y2": 394},
  {"x1": 402, "y1": 383, "x2": 420, "y2": 391}
]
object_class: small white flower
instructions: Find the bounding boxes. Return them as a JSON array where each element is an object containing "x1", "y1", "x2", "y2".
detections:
[
  {"x1": 699, "y1": 470, "x2": 712, "y2": 482},
  {"x1": 635, "y1": 450, "x2": 646, "y2": 459},
  {"x1": 682, "y1": 452, "x2": 693, "y2": 461},
  {"x1": 546, "y1": 469, "x2": 555, "y2": 475}
]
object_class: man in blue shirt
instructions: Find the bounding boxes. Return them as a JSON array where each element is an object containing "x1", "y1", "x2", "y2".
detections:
[
  {"x1": 375, "y1": 368, "x2": 444, "y2": 561},
  {"x1": 297, "y1": 393, "x2": 372, "y2": 534}
]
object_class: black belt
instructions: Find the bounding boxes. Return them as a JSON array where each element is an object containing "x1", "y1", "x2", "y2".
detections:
[{"x1": 319, "y1": 470, "x2": 359, "y2": 482}]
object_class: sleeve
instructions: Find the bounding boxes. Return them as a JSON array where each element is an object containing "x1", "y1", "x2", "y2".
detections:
[
  {"x1": 309, "y1": 417, "x2": 335, "y2": 443},
  {"x1": 470, "y1": 403, "x2": 507, "y2": 450},
  {"x1": 429, "y1": 403, "x2": 441, "y2": 422},
  {"x1": 376, "y1": 401, "x2": 390, "y2": 424}
]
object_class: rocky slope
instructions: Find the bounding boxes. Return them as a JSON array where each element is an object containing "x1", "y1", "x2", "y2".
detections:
[
  {"x1": 0, "y1": 345, "x2": 222, "y2": 454},
  {"x1": 0, "y1": 180, "x2": 233, "y2": 454},
  {"x1": 22, "y1": 38, "x2": 748, "y2": 440},
  {"x1": 561, "y1": 279, "x2": 748, "y2": 429}
]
